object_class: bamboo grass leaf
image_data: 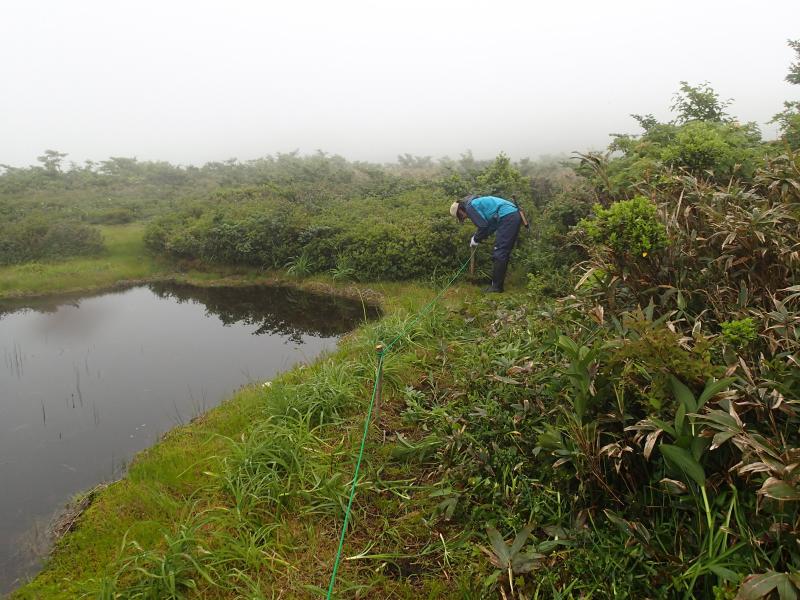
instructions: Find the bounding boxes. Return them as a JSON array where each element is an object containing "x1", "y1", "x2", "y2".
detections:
[
  {"x1": 670, "y1": 376, "x2": 697, "y2": 413},
  {"x1": 711, "y1": 431, "x2": 736, "y2": 450},
  {"x1": 660, "y1": 443, "x2": 706, "y2": 486},
  {"x1": 778, "y1": 576, "x2": 799, "y2": 600},
  {"x1": 737, "y1": 571, "x2": 790, "y2": 600},
  {"x1": 486, "y1": 526, "x2": 510, "y2": 566},
  {"x1": 700, "y1": 410, "x2": 741, "y2": 430},
  {"x1": 759, "y1": 477, "x2": 800, "y2": 501},
  {"x1": 508, "y1": 524, "x2": 534, "y2": 557},
  {"x1": 697, "y1": 377, "x2": 736, "y2": 409}
]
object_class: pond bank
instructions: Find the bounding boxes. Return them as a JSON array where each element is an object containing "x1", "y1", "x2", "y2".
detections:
[
  {"x1": 10, "y1": 277, "x2": 473, "y2": 598},
  {"x1": 0, "y1": 223, "x2": 386, "y2": 307},
  {"x1": 1, "y1": 282, "x2": 380, "y2": 595}
]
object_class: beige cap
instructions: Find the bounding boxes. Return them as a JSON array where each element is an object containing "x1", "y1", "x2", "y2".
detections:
[{"x1": 449, "y1": 202, "x2": 460, "y2": 218}]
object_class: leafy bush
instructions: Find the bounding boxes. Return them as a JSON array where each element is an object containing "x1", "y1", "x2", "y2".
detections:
[
  {"x1": 0, "y1": 215, "x2": 104, "y2": 265},
  {"x1": 474, "y1": 152, "x2": 529, "y2": 199},
  {"x1": 580, "y1": 196, "x2": 667, "y2": 260},
  {"x1": 671, "y1": 80, "x2": 732, "y2": 124},
  {"x1": 720, "y1": 317, "x2": 758, "y2": 349},
  {"x1": 553, "y1": 78, "x2": 800, "y2": 597},
  {"x1": 144, "y1": 188, "x2": 467, "y2": 280},
  {"x1": 659, "y1": 121, "x2": 762, "y2": 177}
]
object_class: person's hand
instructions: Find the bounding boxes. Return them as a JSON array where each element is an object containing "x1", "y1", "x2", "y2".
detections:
[{"x1": 470, "y1": 236, "x2": 479, "y2": 248}]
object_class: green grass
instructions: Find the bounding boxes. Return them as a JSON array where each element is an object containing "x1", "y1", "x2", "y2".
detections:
[{"x1": 0, "y1": 223, "x2": 164, "y2": 299}]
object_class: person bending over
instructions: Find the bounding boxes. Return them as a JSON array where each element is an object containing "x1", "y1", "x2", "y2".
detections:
[{"x1": 450, "y1": 194, "x2": 522, "y2": 293}]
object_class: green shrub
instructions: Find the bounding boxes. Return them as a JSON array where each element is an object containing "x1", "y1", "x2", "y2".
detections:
[
  {"x1": 144, "y1": 188, "x2": 465, "y2": 280},
  {"x1": 604, "y1": 322, "x2": 718, "y2": 412},
  {"x1": 659, "y1": 121, "x2": 762, "y2": 177},
  {"x1": 0, "y1": 216, "x2": 104, "y2": 265},
  {"x1": 580, "y1": 196, "x2": 667, "y2": 259},
  {"x1": 474, "y1": 152, "x2": 528, "y2": 198},
  {"x1": 720, "y1": 317, "x2": 758, "y2": 349}
]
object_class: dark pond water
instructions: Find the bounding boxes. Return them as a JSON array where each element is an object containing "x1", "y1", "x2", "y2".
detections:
[{"x1": 0, "y1": 283, "x2": 378, "y2": 594}]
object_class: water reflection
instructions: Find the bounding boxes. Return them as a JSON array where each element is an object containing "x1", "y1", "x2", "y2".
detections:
[
  {"x1": 0, "y1": 283, "x2": 378, "y2": 594},
  {"x1": 148, "y1": 283, "x2": 379, "y2": 342}
]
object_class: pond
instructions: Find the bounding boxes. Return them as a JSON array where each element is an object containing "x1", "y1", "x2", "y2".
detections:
[{"x1": 0, "y1": 282, "x2": 378, "y2": 593}]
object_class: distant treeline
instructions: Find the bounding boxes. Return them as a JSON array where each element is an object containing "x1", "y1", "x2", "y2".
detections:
[{"x1": 0, "y1": 149, "x2": 567, "y2": 216}]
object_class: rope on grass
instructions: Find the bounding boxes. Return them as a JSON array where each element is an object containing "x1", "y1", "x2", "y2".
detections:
[
  {"x1": 325, "y1": 251, "x2": 474, "y2": 599},
  {"x1": 382, "y1": 252, "x2": 474, "y2": 353}
]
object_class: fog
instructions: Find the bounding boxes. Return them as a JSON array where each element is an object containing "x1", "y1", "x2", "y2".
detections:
[{"x1": 1, "y1": 0, "x2": 798, "y2": 167}]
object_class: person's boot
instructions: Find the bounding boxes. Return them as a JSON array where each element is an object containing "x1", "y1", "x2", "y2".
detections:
[{"x1": 484, "y1": 260, "x2": 508, "y2": 293}]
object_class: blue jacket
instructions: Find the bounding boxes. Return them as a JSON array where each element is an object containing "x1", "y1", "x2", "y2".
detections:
[{"x1": 464, "y1": 196, "x2": 518, "y2": 242}]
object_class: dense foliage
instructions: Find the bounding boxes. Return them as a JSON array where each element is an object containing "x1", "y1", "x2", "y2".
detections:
[
  {"x1": 404, "y1": 50, "x2": 800, "y2": 598},
  {"x1": 139, "y1": 151, "x2": 580, "y2": 281},
  {"x1": 0, "y1": 216, "x2": 104, "y2": 265},
  {"x1": 143, "y1": 187, "x2": 461, "y2": 280},
  {"x1": 580, "y1": 195, "x2": 667, "y2": 260}
]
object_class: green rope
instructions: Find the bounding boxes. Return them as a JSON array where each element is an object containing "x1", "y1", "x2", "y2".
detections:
[
  {"x1": 325, "y1": 351, "x2": 383, "y2": 600},
  {"x1": 324, "y1": 252, "x2": 474, "y2": 599}
]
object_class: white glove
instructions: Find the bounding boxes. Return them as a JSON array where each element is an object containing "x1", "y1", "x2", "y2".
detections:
[{"x1": 469, "y1": 236, "x2": 479, "y2": 248}]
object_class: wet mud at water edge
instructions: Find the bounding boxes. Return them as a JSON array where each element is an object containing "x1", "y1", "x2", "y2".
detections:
[{"x1": 0, "y1": 283, "x2": 380, "y2": 594}]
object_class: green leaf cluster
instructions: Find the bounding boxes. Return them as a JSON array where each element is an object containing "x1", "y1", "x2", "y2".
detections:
[
  {"x1": 659, "y1": 121, "x2": 762, "y2": 176},
  {"x1": 580, "y1": 196, "x2": 667, "y2": 259},
  {"x1": 720, "y1": 318, "x2": 758, "y2": 349}
]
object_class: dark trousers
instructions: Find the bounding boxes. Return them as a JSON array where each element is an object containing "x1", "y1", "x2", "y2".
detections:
[{"x1": 493, "y1": 211, "x2": 522, "y2": 263}]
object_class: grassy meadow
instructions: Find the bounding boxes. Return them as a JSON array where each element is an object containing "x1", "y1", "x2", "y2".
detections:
[{"x1": 0, "y1": 224, "x2": 163, "y2": 299}]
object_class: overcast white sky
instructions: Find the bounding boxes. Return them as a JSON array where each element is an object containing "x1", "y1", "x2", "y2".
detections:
[{"x1": 1, "y1": 0, "x2": 798, "y2": 167}]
